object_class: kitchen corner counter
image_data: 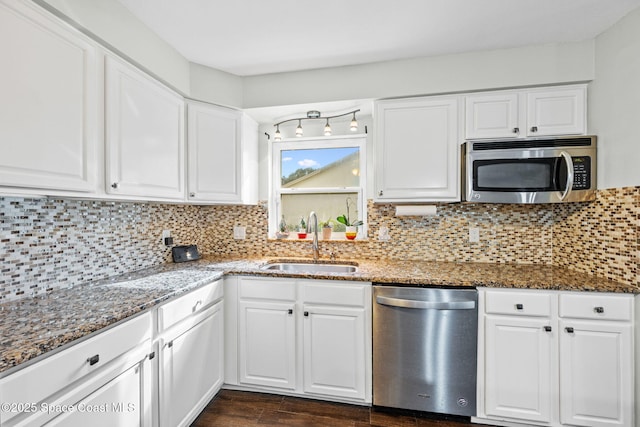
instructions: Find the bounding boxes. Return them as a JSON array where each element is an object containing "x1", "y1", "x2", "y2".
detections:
[
  {"x1": 1, "y1": 256, "x2": 636, "y2": 376},
  {"x1": 0, "y1": 265, "x2": 223, "y2": 376}
]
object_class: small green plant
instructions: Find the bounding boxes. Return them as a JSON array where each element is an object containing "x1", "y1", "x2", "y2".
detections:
[{"x1": 336, "y1": 197, "x2": 363, "y2": 227}]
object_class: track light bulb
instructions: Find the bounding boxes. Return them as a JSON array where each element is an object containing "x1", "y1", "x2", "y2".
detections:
[
  {"x1": 324, "y1": 119, "x2": 332, "y2": 136},
  {"x1": 296, "y1": 120, "x2": 303, "y2": 137},
  {"x1": 274, "y1": 125, "x2": 281, "y2": 141},
  {"x1": 350, "y1": 112, "x2": 358, "y2": 132}
]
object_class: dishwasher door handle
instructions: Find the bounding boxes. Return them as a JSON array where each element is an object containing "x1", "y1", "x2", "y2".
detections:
[{"x1": 376, "y1": 296, "x2": 476, "y2": 310}]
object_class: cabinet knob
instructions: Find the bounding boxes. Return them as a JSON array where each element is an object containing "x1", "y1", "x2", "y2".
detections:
[
  {"x1": 304, "y1": 311, "x2": 309, "y2": 317},
  {"x1": 111, "y1": 182, "x2": 119, "y2": 189},
  {"x1": 512, "y1": 127, "x2": 520, "y2": 134},
  {"x1": 287, "y1": 309, "x2": 293, "y2": 315},
  {"x1": 543, "y1": 326, "x2": 552, "y2": 332},
  {"x1": 594, "y1": 306, "x2": 604, "y2": 314},
  {"x1": 378, "y1": 190, "x2": 383, "y2": 197},
  {"x1": 189, "y1": 192, "x2": 195, "y2": 197},
  {"x1": 148, "y1": 351, "x2": 156, "y2": 360},
  {"x1": 515, "y1": 303, "x2": 524, "y2": 310},
  {"x1": 168, "y1": 341, "x2": 174, "y2": 348},
  {"x1": 530, "y1": 126, "x2": 538, "y2": 133},
  {"x1": 565, "y1": 327, "x2": 575, "y2": 334},
  {"x1": 86, "y1": 354, "x2": 100, "y2": 366}
]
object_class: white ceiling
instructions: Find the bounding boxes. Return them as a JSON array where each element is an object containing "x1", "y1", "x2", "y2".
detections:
[{"x1": 116, "y1": 0, "x2": 640, "y2": 77}]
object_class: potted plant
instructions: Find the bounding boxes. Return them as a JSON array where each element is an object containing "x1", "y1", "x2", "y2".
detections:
[
  {"x1": 336, "y1": 198, "x2": 363, "y2": 240},
  {"x1": 297, "y1": 217, "x2": 307, "y2": 239},
  {"x1": 319, "y1": 220, "x2": 333, "y2": 240}
]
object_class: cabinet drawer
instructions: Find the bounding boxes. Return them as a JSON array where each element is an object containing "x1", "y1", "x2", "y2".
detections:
[
  {"x1": 0, "y1": 312, "x2": 151, "y2": 421},
  {"x1": 485, "y1": 290, "x2": 552, "y2": 317},
  {"x1": 158, "y1": 280, "x2": 223, "y2": 331},
  {"x1": 239, "y1": 277, "x2": 296, "y2": 301},
  {"x1": 302, "y1": 282, "x2": 368, "y2": 307},
  {"x1": 559, "y1": 293, "x2": 633, "y2": 321}
]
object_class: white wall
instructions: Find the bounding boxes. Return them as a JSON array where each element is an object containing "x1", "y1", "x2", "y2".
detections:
[
  {"x1": 36, "y1": 0, "x2": 192, "y2": 94},
  {"x1": 189, "y1": 63, "x2": 243, "y2": 108},
  {"x1": 590, "y1": 6, "x2": 640, "y2": 189},
  {"x1": 243, "y1": 41, "x2": 595, "y2": 108}
]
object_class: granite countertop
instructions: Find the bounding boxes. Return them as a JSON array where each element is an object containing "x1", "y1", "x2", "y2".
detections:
[{"x1": 1, "y1": 256, "x2": 637, "y2": 376}]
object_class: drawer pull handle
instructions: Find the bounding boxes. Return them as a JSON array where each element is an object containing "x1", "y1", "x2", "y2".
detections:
[
  {"x1": 565, "y1": 327, "x2": 574, "y2": 334},
  {"x1": 287, "y1": 309, "x2": 293, "y2": 315},
  {"x1": 193, "y1": 300, "x2": 202, "y2": 313},
  {"x1": 530, "y1": 126, "x2": 538, "y2": 133},
  {"x1": 594, "y1": 306, "x2": 604, "y2": 314},
  {"x1": 87, "y1": 354, "x2": 100, "y2": 366},
  {"x1": 304, "y1": 311, "x2": 309, "y2": 317},
  {"x1": 543, "y1": 326, "x2": 552, "y2": 332},
  {"x1": 512, "y1": 127, "x2": 520, "y2": 134},
  {"x1": 515, "y1": 304, "x2": 524, "y2": 310}
]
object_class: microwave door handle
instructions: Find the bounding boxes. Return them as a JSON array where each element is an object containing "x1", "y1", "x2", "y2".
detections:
[{"x1": 559, "y1": 151, "x2": 574, "y2": 201}]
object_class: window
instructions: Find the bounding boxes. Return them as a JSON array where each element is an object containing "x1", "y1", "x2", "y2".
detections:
[{"x1": 270, "y1": 136, "x2": 367, "y2": 239}]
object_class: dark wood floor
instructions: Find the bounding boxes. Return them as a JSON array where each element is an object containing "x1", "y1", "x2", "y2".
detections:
[{"x1": 191, "y1": 389, "x2": 497, "y2": 427}]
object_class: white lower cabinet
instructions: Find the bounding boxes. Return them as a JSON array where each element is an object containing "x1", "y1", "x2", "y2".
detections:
[
  {"x1": 159, "y1": 302, "x2": 224, "y2": 427},
  {"x1": 477, "y1": 288, "x2": 635, "y2": 427},
  {"x1": 157, "y1": 280, "x2": 224, "y2": 427},
  {"x1": 484, "y1": 315, "x2": 554, "y2": 423},
  {"x1": 238, "y1": 299, "x2": 296, "y2": 389},
  {"x1": 45, "y1": 361, "x2": 148, "y2": 427},
  {"x1": 0, "y1": 313, "x2": 153, "y2": 427},
  {"x1": 231, "y1": 276, "x2": 372, "y2": 404},
  {"x1": 302, "y1": 304, "x2": 366, "y2": 400}
]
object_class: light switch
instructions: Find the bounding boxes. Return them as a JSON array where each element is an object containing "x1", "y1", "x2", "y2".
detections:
[
  {"x1": 233, "y1": 226, "x2": 246, "y2": 239},
  {"x1": 469, "y1": 227, "x2": 480, "y2": 243}
]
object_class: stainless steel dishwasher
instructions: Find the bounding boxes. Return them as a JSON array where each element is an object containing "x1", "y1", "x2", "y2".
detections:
[{"x1": 373, "y1": 285, "x2": 478, "y2": 417}]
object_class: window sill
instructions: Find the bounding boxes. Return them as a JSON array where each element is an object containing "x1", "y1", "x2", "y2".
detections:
[{"x1": 268, "y1": 232, "x2": 366, "y2": 242}]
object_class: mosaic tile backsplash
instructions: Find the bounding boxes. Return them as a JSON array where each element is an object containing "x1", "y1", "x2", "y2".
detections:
[{"x1": 1, "y1": 187, "x2": 637, "y2": 300}]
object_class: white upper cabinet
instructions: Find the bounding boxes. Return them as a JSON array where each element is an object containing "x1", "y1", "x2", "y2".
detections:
[
  {"x1": 465, "y1": 92, "x2": 520, "y2": 139},
  {"x1": 374, "y1": 96, "x2": 460, "y2": 202},
  {"x1": 105, "y1": 54, "x2": 185, "y2": 200},
  {"x1": 187, "y1": 101, "x2": 242, "y2": 203},
  {"x1": 465, "y1": 84, "x2": 586, "y2": 140},
  {"x1": 527, "y1": 87, "x2": 586, "y2": 137},
  {"x1": 0, "y1": 0, "x2": 98, "y2": 193}
]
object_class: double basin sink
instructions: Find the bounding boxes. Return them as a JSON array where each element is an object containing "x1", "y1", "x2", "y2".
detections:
[{"x1": 261, "y1": 260, "x2": 358, "y2": 274}]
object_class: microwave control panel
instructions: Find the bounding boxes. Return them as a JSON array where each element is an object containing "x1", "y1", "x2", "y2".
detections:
[{"x1": 572, "y1": 156, "x2": 591, "y2": 190}]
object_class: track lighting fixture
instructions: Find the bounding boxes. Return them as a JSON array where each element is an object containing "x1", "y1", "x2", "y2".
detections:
[
  {"x1": 350, "y1": 112, "x2": 358, "y2": 132},
  {"x1": 295, "y1": 119, "x2": 303, "y2": 137},
  {"x1": 272, "y1": 109, "x2": 360, "y2": 141}
]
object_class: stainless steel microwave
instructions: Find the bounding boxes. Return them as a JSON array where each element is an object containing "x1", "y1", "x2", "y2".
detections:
[{"x1": 462, "y1": 136, "x2": 596, "y2": 203}]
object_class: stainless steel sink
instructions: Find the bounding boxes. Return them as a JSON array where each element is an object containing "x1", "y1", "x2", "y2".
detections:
[{"x1": 261, "y1": 262, "x2": 358, "y2": 274}]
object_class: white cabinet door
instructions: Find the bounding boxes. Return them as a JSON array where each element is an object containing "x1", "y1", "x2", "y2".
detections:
[
  {"x1": 559, "y1": 320, "x2": 633, "y2": 427},
  {"x1": 187, "y1": 101, "x2": 242, "y2": 203},
  {"x1": 0, "y1": 0, "x2": 97, "y2": 193},
  {"x1": 45, "y1": 361, "x2": 147, "y2": 427},
  {"x1": 374, "y1": 96, "x2": 460, "y2": 202},
  {"x1": 105, "y1": 55, "x2": 185, "y2": 200},
  {"x1": 465, "y1": 92, "x2": 520, "y2": 139},
  {"x1": 527, "y1": 87, "x2": 586, "y2": 137},
  {"x1": 302, "y1": 305, "x2": 366, "y2": 400},
  {"x1": 483, "y1": 315, "x2": 554, "y2": 423},
  {"x1": 238, "y1": 300, "x2": 296, "y2": 389},
  {"x1": 159, "y1": 302, "x2": 224, "y2": 427}
]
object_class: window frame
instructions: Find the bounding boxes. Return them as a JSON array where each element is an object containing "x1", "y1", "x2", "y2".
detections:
[{"x1": 269, "y1": 135, "x2": 368, "y2": 239}]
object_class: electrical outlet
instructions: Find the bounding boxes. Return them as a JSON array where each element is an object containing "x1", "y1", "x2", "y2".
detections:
[
  {"x1": 469, "y1": 227, "x2": 480, "y2": 243},
  {"x1": 161, "y1": 229, "x2": 171, "y2": 243},
  {"x1": 233, "y1": 226, "x2": 246, "y2": 240}
]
